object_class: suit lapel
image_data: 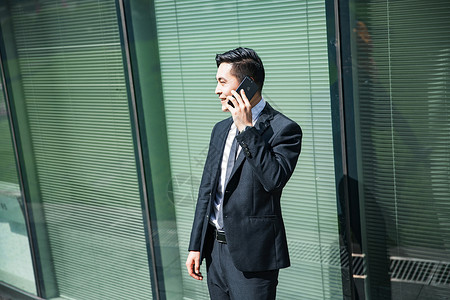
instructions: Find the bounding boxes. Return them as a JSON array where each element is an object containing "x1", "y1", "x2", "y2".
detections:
[{"x1": 211, "y1": 118, "x2": 233, "y2": 191}]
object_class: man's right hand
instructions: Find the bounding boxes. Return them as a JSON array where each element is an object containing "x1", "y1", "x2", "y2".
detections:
[{"x1": 186, "y1": 251, "x2": 203, "y2": 280}]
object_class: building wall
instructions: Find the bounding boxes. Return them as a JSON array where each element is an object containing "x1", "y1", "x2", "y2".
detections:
[{"x1": 1, "y1": 0, "x2": 449, "y2": 300}]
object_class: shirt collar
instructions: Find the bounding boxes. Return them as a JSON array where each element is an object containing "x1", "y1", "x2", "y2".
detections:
[{"x1": 251, "y1": 97, "x2": 266, "y2": 123}]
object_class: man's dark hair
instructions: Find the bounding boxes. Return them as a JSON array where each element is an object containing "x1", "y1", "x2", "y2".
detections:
[{"x1": 215, "y1": 47, "x2": 265, "y2": 90}]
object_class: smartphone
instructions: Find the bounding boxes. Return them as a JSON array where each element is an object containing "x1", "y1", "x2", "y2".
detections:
[{"x1": 228, "y1": 76, "x2": 259, "y2": 107}]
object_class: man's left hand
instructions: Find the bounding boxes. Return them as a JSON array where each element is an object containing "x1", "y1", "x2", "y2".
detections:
[{"x1": 226, "y1": 89, "x2": 253, "y2": 132}]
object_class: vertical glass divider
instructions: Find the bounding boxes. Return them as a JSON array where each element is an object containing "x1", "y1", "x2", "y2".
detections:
[
  {"x1": 0, "y1": 47, "x2": 41, "y2": 298},
  {"x1": 325, "y1": 0, "x2": 357, "y2": 299},
  {"x1": 116, "y1": 1, "x2": 161, "y2": 299}
]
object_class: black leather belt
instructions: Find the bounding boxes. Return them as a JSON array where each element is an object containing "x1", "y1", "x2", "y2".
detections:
[{"x1": 210, "y1": 225, "x2": 227, "y2": 244}]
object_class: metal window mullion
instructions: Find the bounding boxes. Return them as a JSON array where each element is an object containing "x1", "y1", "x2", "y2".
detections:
[
  {"x1": 0, "y1": 40, "x2": 43, "y2": 298},
  {"x1": 115, "y1": 1, "x2": 161, "y2": 299}
]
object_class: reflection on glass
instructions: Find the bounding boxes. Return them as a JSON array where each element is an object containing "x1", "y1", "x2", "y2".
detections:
[
  {"x1": 352, "y1": 0, "x2": 450, "y2": 298},
  {"x1": 0, "y1": 80, "x2": 36, "y2": 294}
]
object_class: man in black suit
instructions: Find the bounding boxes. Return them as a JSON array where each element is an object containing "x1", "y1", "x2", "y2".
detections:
[{"x1": 186, "y1": 47, "x2": 302, "y2": 299}]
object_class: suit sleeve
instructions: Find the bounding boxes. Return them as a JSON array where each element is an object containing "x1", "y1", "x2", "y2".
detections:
[
  {"x1": 235, "y1": 119, "x2": 302, "y2": 192},
  {"x1": 188, "y1": 125, "x2": 217, "y2": 251}
]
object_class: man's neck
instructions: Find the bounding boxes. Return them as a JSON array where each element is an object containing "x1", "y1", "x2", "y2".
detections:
[{"x1": 250, "y1": 94, "x2": 262, "y2": 108}]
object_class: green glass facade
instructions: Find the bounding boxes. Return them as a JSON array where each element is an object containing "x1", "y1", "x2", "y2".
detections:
[
  {"x1": 0, "y1": 0, "x2": 449, "y2": 300},
  {"x1": 348, "y1": 0, "x2": 450, "y2": 298}
]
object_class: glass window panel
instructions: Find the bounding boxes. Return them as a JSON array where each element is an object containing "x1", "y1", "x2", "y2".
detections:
[
  {"x1": 351, "y1": 0, "x2": 450, "y2": 298},
  {"x1": 153, "y1": 0, "x2": 341, "y2": 299},
  {"x1": 1, "y1": 1, "x2": 153, "y2": 299}
]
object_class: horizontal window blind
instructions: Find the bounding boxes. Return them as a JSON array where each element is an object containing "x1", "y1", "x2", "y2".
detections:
[
  {"x1": 154, "y1": 0, "x2": 341, "y2": 299},
  {"x1": 354, "y1": 0, "x2": 450, "y2": 297},
  {"x1": 7, "y1": 1, "x2": 152, "y2": 299}
]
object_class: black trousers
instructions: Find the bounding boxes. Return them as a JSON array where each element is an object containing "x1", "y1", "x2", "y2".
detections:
[{"x1": 205, "y1": 233, "x2": 279, "y2": 300}]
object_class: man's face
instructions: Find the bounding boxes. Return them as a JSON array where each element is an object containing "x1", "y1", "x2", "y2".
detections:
[{"x1": 215, "y1": 63, "x2": 240, "y2": 112}]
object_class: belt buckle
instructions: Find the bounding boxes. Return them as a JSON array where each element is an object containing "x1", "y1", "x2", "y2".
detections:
[{"x1": 215, "y1": 229, "x2": 227, "y2": 244}]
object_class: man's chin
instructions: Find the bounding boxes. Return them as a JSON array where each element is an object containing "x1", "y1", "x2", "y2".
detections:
[{"x1": 221, "y1": 104, "x2": 229, "y2": 112}]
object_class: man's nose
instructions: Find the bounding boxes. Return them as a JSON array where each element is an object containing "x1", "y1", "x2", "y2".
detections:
[{"x1": 215, "y1": 83, "x2": 221, "y2": 95}]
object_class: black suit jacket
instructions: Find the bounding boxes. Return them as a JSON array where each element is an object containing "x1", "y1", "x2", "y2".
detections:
[{"x1": 188, "y1": 102, "x2": 302, "y2": 272}]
